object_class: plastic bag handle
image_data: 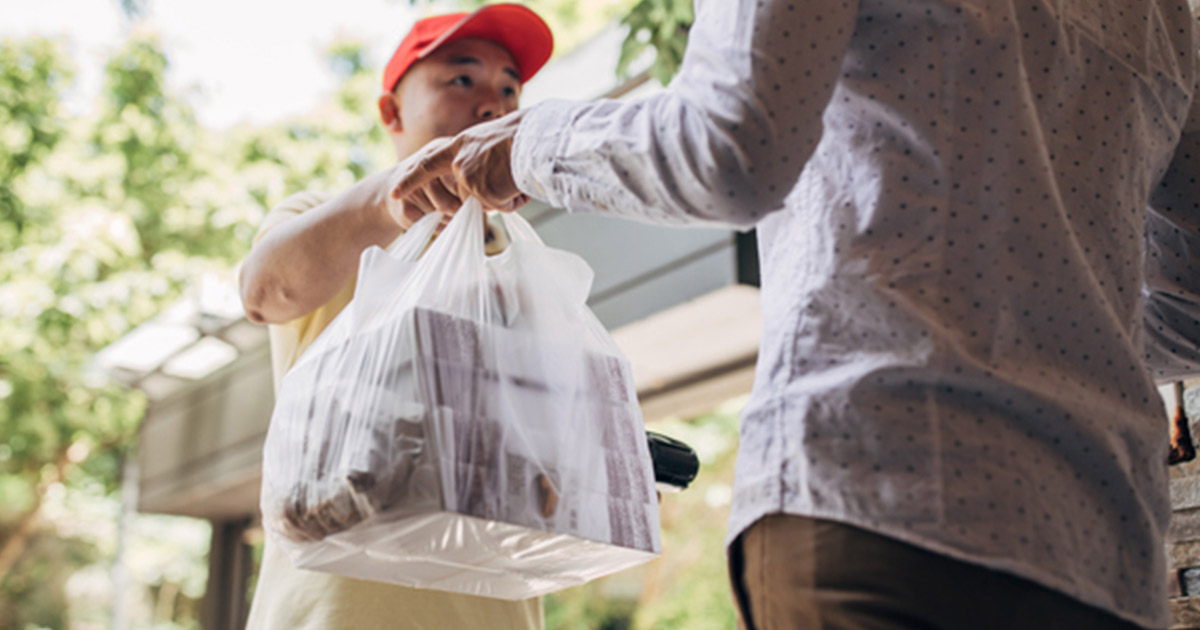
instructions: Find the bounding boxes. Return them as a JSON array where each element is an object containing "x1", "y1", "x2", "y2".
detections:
[
  {"x1": 491, "y1": 204, "x2": 595, "y2": 310},
  {"x1": 493, "y1": 209, "x2": 545, "y2": 247},
  {"x1": 386, "y1": 209, "x2": 443, "y2": 261}
]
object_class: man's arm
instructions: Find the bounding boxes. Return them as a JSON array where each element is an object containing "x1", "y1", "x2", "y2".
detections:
[
  {"x1": 396, "y1": 0, "x2": 859, "y2": 229},
  {"x1": 1144, "y1": 95, "x2": 1200, "y2": 382},
  {"x1": 240, "y1": 169, "x2": 405, "y2": 325}
]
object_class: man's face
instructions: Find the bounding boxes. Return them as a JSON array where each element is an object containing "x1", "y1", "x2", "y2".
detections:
[{"x1": 381, "y1": 37, "x2": 522, "y2": 158}]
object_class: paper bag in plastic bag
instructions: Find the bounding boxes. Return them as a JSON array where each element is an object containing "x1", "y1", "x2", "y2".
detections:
[{"x1": 260, "y1": 198, "x2": 661, "y2": 600}]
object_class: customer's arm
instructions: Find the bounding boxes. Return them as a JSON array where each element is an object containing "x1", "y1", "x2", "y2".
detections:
[
  {"x1": 1144, "y1": 95, "x2": 1200, "y2": 382},
  {"x1": 510, "y1": 0, "x2": 859, "y2": 229},
  {"x1": 396, "y1": 0, "x2": 860, "y2": 229}
]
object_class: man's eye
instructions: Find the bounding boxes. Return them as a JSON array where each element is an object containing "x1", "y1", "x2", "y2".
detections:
[
  {"x1": 451, "y1": 75, "x2": 473, "y2": 87},
  {"x1": 502, "y1": 86, "x2": 517, "y2": 98}
]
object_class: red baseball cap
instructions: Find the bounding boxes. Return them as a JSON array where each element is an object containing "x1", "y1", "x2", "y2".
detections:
[{"x1": 383, "y1": 4, "x2": 554, "y2": 93}]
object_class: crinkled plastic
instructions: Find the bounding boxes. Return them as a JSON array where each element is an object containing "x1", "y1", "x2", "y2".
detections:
[{"x1": 260, "y1": 198, "x2": 661, "y2": 600}]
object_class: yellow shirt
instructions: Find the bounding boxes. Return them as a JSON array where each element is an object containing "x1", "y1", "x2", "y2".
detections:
[{"x1": 245, "y1": 191, "x2": 541, "y2": 630}]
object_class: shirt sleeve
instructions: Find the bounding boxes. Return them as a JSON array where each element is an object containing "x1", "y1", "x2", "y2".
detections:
[
  {"x1": 252, "y1": 191, "x2": 331, "y2": 246},
  {"x1": 1143, "y1": 87, "x2": 1200, "y2": 383},
  {"x1": 512, "y1": 0, "x2": 859, "y2": 230}
]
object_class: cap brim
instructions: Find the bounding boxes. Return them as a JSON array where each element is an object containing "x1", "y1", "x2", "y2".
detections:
[{"x1": 417, "y1": 4, "x2": 554, "y2": 83}]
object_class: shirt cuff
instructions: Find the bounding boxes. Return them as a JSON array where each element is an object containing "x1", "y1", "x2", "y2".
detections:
[{"x1": 512, "y1": 99, "x2": 579, "y2": 209}]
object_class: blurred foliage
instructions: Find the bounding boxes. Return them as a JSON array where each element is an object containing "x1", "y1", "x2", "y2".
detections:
[
  {"x1": 0, "y1": 37, "x2": 69, "y2": 246},
  {"x1": 0, "y1": 43, "x2": 154, "y2": 623},
  {"x1": 0, "y1": 30, "x2": 390, "y2": 628},
  {"x1": 617, "y1": 0, "x2": 693, "y2": 84},
  {"x1": 0, "y1": 528, "x2": 97, "y2": 630}
]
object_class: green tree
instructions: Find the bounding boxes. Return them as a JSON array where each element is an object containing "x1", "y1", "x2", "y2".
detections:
[
  {"x1": 0, "y1": 524, "x2": 98, "y2": 630},
  {"x1": 0, "y1": 35, "x2": 141, "y2": 625},
  {"x1": 0, "y1": 33, "x2": 212, "y2": 623},
  {"x1": 0, "y1": 29, "x2": 396, "y2": 626},
  {"x1": 0, "y1": 37, "x2": 69, "y2": 248},
  {"x1": 616, "y1": 0, "x2": 693, "y2": 84}
]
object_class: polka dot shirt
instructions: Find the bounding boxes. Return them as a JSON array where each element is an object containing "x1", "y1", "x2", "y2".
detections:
[{"x1": 513, "y1": 0, "x2": 1199, "y2": 626}]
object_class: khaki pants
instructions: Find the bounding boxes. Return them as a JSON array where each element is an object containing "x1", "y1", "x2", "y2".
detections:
[{"x1": 728, "y1": 514, "x2": 1152, "y2": 630}]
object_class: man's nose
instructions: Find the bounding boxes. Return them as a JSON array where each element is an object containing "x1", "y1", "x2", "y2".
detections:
[{"x1": 476, "y1": 93, "x2": 512, "y2": 120}]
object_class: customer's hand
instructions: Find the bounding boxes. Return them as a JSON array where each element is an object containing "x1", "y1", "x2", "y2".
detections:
[
  {"x1": 391, "y1": 110, "x2": 530, "y2": 214},
  {"x1": 384, "y1": 153, "x2": 463, "y2": 230}
]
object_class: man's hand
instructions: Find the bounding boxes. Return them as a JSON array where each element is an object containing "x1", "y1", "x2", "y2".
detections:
[{"x1": 391, "y1": 110, "x2": 530, "y2": 215}]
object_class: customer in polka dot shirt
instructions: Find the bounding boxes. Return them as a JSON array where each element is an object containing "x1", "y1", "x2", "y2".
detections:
[{"x1": 394, "y1": 1, "x2": 1200, "y2": 628}]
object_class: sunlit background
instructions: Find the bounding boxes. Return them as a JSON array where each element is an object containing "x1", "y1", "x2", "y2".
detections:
[{"x1": 12, "y1": 0, "x2": 1200, "y2": 629}]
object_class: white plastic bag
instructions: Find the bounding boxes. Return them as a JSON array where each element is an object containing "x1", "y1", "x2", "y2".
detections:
[{"x1": 260, "y1": 199, "x2": 661, "y2": 599}]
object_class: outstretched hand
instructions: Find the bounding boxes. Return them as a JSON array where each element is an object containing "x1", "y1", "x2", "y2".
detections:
[{"x1": 391, "y1": 110, "x2": 530, "y2": 221}]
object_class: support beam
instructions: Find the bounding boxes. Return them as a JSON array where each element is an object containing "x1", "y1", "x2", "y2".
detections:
[{"x1": 201, "y1": 518, "x2": 252, "y2": 630}]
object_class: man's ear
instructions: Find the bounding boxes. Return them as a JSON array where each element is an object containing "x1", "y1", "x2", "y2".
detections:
[{"x1": 377, "y1": 93, "x2": 403, "y2": 132}]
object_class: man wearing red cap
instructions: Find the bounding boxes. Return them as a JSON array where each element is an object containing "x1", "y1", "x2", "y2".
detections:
[{"x1": 239, "y1": 5, "x2": 552, "y2": 629}]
